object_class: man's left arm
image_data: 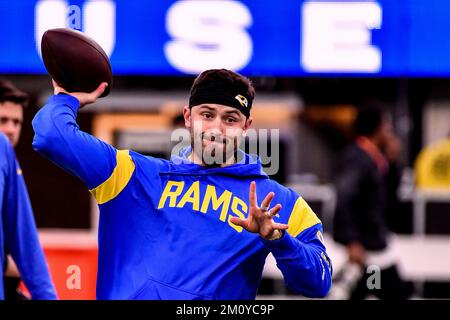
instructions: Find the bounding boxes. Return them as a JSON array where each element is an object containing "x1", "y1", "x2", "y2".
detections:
[
  {"x1": 230, "y1": 183, "x2": 332, "y2": 298},
  {"x1": 261, "y1": 218, "x2": 332, "y2": 298}
]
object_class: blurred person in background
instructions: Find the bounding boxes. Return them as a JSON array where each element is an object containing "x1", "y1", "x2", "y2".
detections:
[
  {"x1": 0, "y1": 79, "x2": 56, "y2": 300},
  {"x1": 332, "y1": 101, "x2": 411, "y2": 299}
]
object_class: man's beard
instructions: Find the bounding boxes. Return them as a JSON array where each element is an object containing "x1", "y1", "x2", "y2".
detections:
[{"x1": 190, "y1": 131, "x2": 239, "y2": 167}]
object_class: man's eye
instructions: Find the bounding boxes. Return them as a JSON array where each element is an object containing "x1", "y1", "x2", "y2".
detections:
[
  {"x1": 0, "y1": 117, "x2": 8, "y2": 124},
  {"x1": 202, "y1": 113, "x2": 212, "y2": 118},
  {"x1": 226, "y1": 117, "x2": 237, "y2": 123}
]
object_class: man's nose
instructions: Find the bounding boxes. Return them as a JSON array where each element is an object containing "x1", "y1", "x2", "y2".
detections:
[
  {"x1": 2, "y1": 120, "x2": 17, "y2": 134},
  {"x1": 214, "y1": 118, "x2": 231, "y2": 134},
  {"x1": 204, "y1": 117, "x2": 224, "y2": 134},
  {"x1": 1, "y1": 121, "x2": 16, "y2": 137}
]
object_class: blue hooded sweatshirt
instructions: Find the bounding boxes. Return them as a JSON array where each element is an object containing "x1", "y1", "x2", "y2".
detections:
[
  {"x1": 0, "y1": 133, "x2": 56, "y2": 300},
  {"x1": 32, "y1": 94, "x2": 332, "y2": 300}
]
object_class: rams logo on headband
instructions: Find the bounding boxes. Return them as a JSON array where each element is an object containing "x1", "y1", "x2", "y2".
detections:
[{"x1": 235, "y1": 94, "x2": 248, "y2": 108}]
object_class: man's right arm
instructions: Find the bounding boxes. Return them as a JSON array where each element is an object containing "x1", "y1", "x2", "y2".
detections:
[{"x1": 32, "y1": 93, "x2": 117, "y2": 190}]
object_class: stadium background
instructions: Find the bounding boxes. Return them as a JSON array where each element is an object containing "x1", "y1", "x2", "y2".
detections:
[{"x1": 2, "y1": 0, "x2": 450, "y2": 299}]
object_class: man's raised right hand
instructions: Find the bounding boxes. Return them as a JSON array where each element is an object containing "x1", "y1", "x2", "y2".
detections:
[{"x1": 52, "y1": 80, "x2": 108, "y2": 108}]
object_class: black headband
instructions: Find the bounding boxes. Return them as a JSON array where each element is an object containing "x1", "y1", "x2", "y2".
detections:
[{"x1": 189, "y1": 91, "x2": 252, "y2": 118}]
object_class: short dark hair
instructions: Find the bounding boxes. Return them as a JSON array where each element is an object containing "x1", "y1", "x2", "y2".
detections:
[
  {"x1": 0, "y1": 79, "x2": 28, "y2": 107},
  {"x1": 354, "y1": 100, "x2": 388, "y2": 137},
  {"x1": 190, "y1": 69, "x2": 255, "y2": 113}
]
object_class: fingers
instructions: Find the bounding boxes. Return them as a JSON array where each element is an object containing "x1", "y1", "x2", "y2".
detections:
[
  {"x1": 80, "y1": 82, "x2": 108, "y2": 105},
  {"x1": 52, "y1": 79, "x2": 67, "y2": 95},
  {"x1": 249, "y1": 181, "x2": 257, "y2": 209},
  {"x1": 229, "y1": 216, "x2": 248, "y2": 228},
  {"x1": 267, "y1": 204, "x2": 282, "y2": 217},
  {"x1": 272, "y1": 223, "x2": 289, "y2": 230},
  {"x1": 95, "y1": 82, "x2": 109, "y2": 95},
  {"x1": 89, "y1": 82, "x2": 108, "y2": 101},
  {"x1": 51, "y1": 80, "x2": 107, "y2": 102},
  {"x1": 260, "y1": 192, "x2": 274, "y2": 212}
]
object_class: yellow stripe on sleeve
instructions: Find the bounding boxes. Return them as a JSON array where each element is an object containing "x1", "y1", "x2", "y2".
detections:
[
  {"x1": 89, "y1": 150, "x2": 135, "y2": 204},
  {"x1": 287, "y1": 197, "x2": 321, "y2": 237}
]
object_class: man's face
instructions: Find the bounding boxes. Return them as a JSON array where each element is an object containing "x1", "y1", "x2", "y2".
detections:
[
  {"x1": 183, "y1": 104, "x2": 252, "y2": 166},
  {"x1": 0, "y1": 101, "x2": 23, "y2": 146}
]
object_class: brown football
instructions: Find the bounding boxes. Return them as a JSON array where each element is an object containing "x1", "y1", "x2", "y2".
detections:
[{"x1": 41, "y1": 28, "x2": 112, "y2": 97}]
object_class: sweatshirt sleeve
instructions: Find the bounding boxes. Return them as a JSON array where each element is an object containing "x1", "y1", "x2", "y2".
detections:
[
  {"x1": 261, "y1": 196, "x2": 332, "y2": 298},
  {"x1": 32, "y1": 93, "x2": 119, "y2": 190},
  {"x1": 2, "y1": 137, "x2": 57, "y2": 299},
  {"x1": 32, "y1": 94, "x2": 137, "y2": 206}
]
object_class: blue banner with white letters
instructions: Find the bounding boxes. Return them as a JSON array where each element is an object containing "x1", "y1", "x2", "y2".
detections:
[{"x1": 0, "y1": 0, "x2": 449, "y2": 76}]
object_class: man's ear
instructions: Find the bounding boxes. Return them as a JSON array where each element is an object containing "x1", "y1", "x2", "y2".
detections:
[
  {"x1": 183, "y1": 105, "x2": 191, "y2": 128},
  {"x1": 243, "y1": 116, "x2": 253, "y2": 136}
]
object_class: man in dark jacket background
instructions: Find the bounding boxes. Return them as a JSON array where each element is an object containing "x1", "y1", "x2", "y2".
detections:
[{"x1": 333, "y1": 101, "x2": 411, "y2": 299}]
